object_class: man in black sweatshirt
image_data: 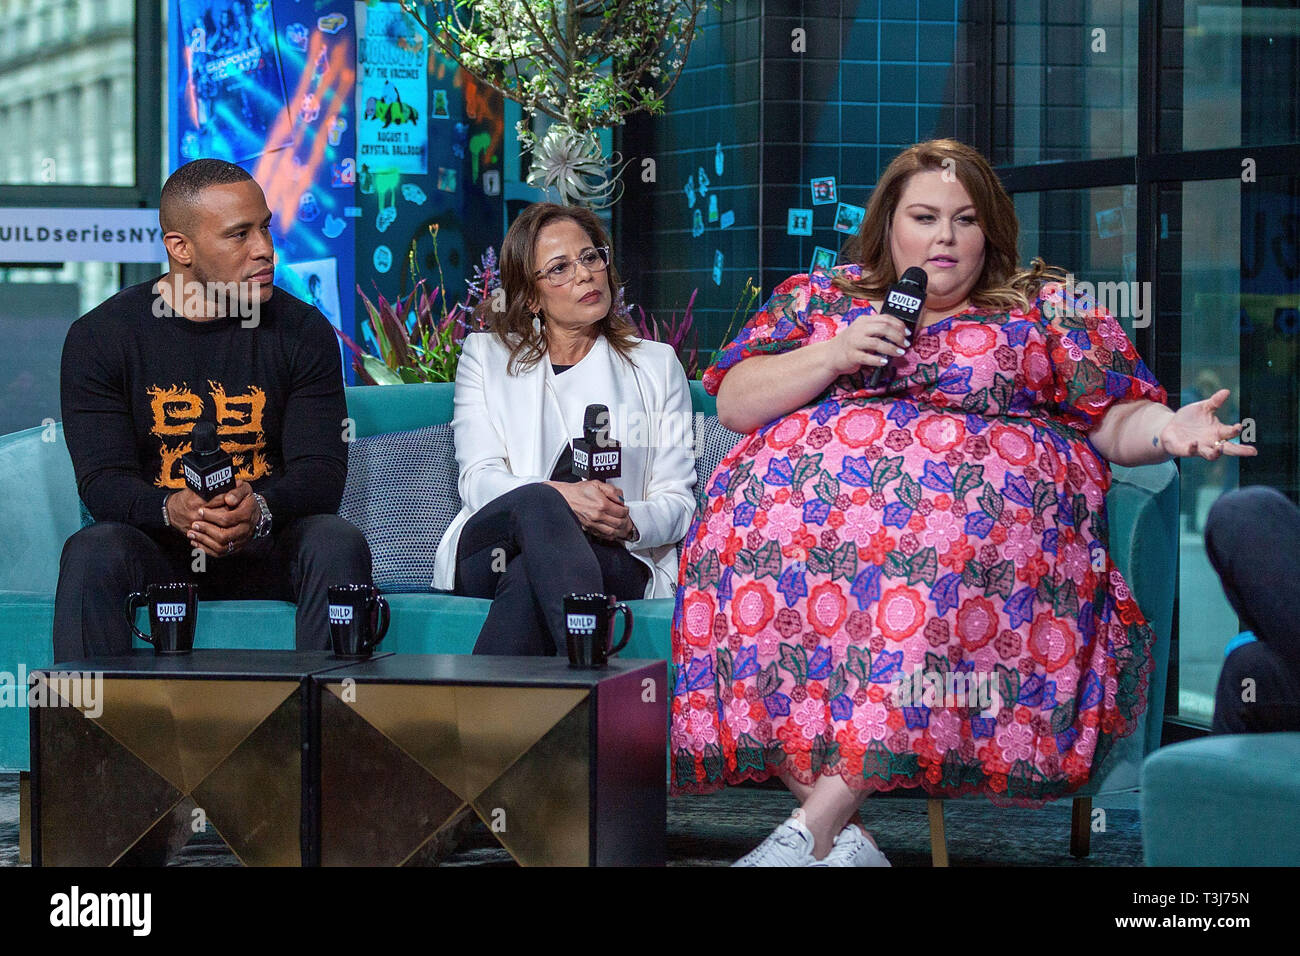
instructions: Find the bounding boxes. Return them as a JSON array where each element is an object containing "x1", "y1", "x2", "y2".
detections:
[{"x1": 53, "y1": 158, "x2": 373, "y2": 661}]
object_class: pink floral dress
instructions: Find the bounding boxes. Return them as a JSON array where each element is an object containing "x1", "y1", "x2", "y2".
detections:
[{"x1": 671, "y1": 264, "x2": 1167, "y2": 803}]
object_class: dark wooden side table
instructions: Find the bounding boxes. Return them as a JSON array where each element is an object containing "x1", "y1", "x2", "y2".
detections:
[
  {"x1": 313, "y1": 655, "x2": 668, "y2": 866},
  {"x1": 31, "y1": 650, "x2": 386, "y2": 866}
]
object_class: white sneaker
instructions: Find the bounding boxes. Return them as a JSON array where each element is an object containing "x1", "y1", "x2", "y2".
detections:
[
  {"x1": 732, "y1": 810, "x2": 817, "y2": 866},
  {"x1": 807, "y1": 823, "x2": 891, "y2": 867}
]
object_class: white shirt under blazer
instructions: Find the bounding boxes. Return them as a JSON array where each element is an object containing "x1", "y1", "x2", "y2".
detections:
[{"x1": 432, "y1": 329, "x2": 697, "y2": 598}]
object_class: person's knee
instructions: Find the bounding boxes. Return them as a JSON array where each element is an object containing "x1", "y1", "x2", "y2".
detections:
[
  {"x1": 59, "y1": 522, "x2": 153, "y2": 575},
  {"x1": 506, "y1": 482, "x2": 568, "y2": 513},
  {"x1": 294, "y1": 514, "x2": 372, "y2": 574}
]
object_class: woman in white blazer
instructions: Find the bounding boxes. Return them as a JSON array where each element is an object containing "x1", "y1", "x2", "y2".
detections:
[{"x1": 432, "y1": 202, "x2": 696, "y2": 655}]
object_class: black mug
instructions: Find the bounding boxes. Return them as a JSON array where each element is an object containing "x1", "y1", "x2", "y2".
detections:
[
  {"x1": 125, "y1": 582, "x2": 199, "y2": 654},
  {"x1": 329, "y1": 585, "x2": 390, "y2": 659},
  {"x1": 564, "y1": 593, "x2": 633, "y2": 669}
]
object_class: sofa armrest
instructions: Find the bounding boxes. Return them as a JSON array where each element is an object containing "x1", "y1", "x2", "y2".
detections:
[{"x1": 0, "y1": 425, "x2": 82, "y2": 593}]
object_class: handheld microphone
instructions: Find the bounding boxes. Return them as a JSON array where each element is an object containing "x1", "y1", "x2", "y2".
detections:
[
  {"x1": 868, "y1": 266, "x2": 929, "y2": 388},
  {"x1": 181, "y1": 421, "x2": 237, "y2": 498},
  {"x1": 572, "y1": 404, "x2": 622, "y2": 480}
]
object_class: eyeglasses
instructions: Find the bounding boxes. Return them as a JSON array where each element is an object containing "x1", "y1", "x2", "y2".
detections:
[{"x1": 534, "y1": 246, "x2": 610, "y2": 286}]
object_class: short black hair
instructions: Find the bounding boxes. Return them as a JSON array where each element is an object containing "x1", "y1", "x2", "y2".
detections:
[{"x1": 159, "y1": 159, "x2": 254, "y2": 234}]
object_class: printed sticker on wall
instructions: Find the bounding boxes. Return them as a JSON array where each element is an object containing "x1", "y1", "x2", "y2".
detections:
[
  {"x1": 697, "y1": 168, "x2": 710, "y2": 197},
  {"x1": 285, "y1": 22, "x2": 309, "y2": 52},
  {"x1": 376, "y1": 206, "x2": 397, "y2": 232},
  {"x1": 707, "y1": 194, "x2": 719, "y2": 223},
  {"x1": 1096, "y1": 207, "x2": 1123, "y2": 239},
  {"x1": 684, "y1": 174, "x2": 695, "y2": 208},
  {"x1": 437, "y1": 167, "x2": 458, "y2": 192},
  {"x1": 374, "y1": 245, "x2": 393, "y2": 274},
  {"x1": 715, "y1": 142, "x2": 724, "y2": 176},
  {"x1": 833, "y1": 202, "x2": 865, "y2": 235},
  {"x1": 692, "y1": 208, "x2": 704, "y2": 237},
  {"x1": 298, "y1": 192, "x2": 322, "y2": 223},
  {"x1": 402, "y1": 183, "x2": 428, "y2": 205},
  {"x1": 323, "y1": 215, "x2": 347, "y2": 239},
  {"x1": 787, "y1": 208, "x2": 814, "y2": 236},
  {"x1": 327, "y1": 117, "x2": 347, "y2": 147},
  {"x1": 331, "y1": 159, "x2": 356, "y2": 188},
  {"x1": 810, "y1": 176, "x2": 837, "y2": 206},
  {"x1": 482, "y1": 170, "x2": 501, "y2": 196},
  {"x1": 344, "y1": 206, "x2": 363, "y2": 218},
  {"x1": 810, "y1": 246, "x2": 837, "y2": 274},
  {"x1": 720, "y1": 210, "x2": 735, "y2": 230},
  {"x1": 318, "y1": 13, "x2": 347, "y2": 34},
  {"x1": 432, "y1": 90, "x2": 450, "y2": 119},
  {"x1": 712, "y1": 250, "x2": 724, "y2": 286}
]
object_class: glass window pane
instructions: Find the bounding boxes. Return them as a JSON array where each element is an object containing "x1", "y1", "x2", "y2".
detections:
[
  {"x1": 1156, "y1": 174, "x2": 1300, "y2": 724},
  {"x1": 1161, "y1": 0, "x2": 1300, "y2": 152},
  {"x1": 0, "y1": 0, "x2": 136, "y2": 186},
  {"x1": 1013, "y1": 184, "x2": 1141, "y2": 333},
  {"x1": 994, "y1": 0, "x2": 1139, "y2": 165}
]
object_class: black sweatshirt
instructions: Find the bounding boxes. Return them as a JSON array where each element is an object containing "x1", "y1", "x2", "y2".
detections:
[{"x1": 60, "y1": 277, "x2": 348, "y2": 532}]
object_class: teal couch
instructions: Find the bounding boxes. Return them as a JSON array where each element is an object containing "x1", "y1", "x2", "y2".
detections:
[{"x1": 0, "y1": 378, "x2": 1179, "y2": 829}]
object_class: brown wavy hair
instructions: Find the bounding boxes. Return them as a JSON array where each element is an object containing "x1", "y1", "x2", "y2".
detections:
[
  {"x1": 480, "y1": 202, "x2": 640, "y2": 375},
  {"x1": 832, "y1": 139, "x2": 1065, "y2": 312}
]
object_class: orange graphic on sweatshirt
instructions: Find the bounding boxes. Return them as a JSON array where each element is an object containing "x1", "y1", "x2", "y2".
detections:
[{"x1": 148, "y1": 382, "x2": 271, "y2": 488}]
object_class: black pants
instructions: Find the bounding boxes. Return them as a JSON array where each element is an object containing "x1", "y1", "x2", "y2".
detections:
[
  {"x1": 1206, "y1": 486, "x2": 1300, "y2": 733},
  {"x1": 455, "y1": 484, "x2": 650, "y2": 656},
  {"x1": 52, "y1": 514, "x2": 373, "y2": 663}
]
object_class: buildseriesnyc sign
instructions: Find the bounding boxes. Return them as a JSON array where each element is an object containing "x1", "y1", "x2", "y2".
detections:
[{"x1": 0, "y1": 208, "x2": 167, "y2": 262}]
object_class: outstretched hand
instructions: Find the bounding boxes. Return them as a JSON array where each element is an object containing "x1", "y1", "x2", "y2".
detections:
[{"x1": 1160, "y1": 389, "x2": 1258, "y2": 461}]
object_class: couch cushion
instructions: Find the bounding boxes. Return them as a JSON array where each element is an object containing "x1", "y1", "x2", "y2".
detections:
[
  {"x1": 339, "y1": 424, "x2": 461, "y2": 592},
  {"x1": 692, "y1": 415, "x2": 744, "y2": 509}
]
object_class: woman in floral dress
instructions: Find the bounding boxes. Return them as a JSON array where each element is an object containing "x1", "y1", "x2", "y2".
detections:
[{"x1": 671, "y1": 140, "x2": 1256, "y2": 866}]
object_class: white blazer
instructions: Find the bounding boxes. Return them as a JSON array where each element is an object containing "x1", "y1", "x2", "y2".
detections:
[{"x1": 432, "y1": 330, "x2": 697, "y2": 598}]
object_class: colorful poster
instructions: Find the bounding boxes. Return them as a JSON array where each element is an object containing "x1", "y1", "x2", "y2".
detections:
[
  {"x1": 356, "y1": 1, "x2": 428, "y2": 174},
  {"x1": 175, "y1": 0, "x2": 292, "y2": 163}
]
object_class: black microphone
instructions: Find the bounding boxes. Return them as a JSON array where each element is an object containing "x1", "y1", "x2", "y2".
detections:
[
  {"x1": 181, "y1": 421, "x2": 237, "y2": 498},
  {"x1": 572, "y1": 403, "x2": 621, "y2": 480},
  {"x1": 868, "y1": 266, "x2": 929, "y2": 388}
]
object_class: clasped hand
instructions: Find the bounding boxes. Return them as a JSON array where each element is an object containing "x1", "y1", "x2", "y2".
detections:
[
  {"x1": 166, "y1": 480, "x2": 259, "y2": 556},
  {"x1": 828, "y1": 313, "x2": 913, "y2": 377},
  {"x1": 545, "y1": 480, "x2": 634, "y2": 541}
]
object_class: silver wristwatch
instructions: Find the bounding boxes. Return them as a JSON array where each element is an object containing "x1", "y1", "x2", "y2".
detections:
[{"x1": 252, "y1": 493, "x2": 272, "y2": 539}]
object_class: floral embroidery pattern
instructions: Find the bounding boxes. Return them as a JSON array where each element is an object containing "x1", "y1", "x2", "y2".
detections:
[{"x1": 671, "y1": 265, "x2": 1166, "y2": 804}]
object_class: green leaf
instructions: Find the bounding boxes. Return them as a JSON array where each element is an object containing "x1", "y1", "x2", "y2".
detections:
[
  {"x1": 996, "y1": 664, "x2": 1020, "y2": 713},
  {"x1": 989, "y1": 374, "x2": 1014, "y2": 410},
  {"x1": 1073, "y1": 493, "x2": 1090, "y2": 534},
  {"x1": 792, "y1": 453, "x2": 824, "y2": 490},
  {"x1": 807, "y1": 548, "x2": 833, "y2": 574},
  {"x1": 952, "y1": 462, "x2": 985, "y2": 501},
  {"x1": 732, "y1": 550, "x2": 756, "y2": 576},
  {"x1": 1050, "y1": 698, "x2": 1077, "y2": 735},
  {"x1": 897, "y1": 472, "x2": 921, "y2": 509},
  {"x1": 716, "y1": 647, "x2": 733, "y2": 686},
  {"x1": 961, "y1": 387, "x2": 989, "y2": 414},
  {"x1": 814, "y1": 471, "x2": 840, "y2": 504},
  {"x1": 398, "y1": 366, "x2": 423, "y2": 384},
  {"x1": 360, "y1": 354, "x2": 405, "y2": 385},
  {"x1": 745, "y1": 478, "x2": 763, "y2": 507},
  {"x1": 830, "y1": 542, "x2": 858, "y2": 581},
  {"x1": 962, "y1": 558, "x2": 987, "y2": 589},
  {"x1": 872, "y1": 455, "x2": 904, "y2": 492},
  {"x1": 923, "y1": 651, "x2": 951, "y2": 676},
  {"x1": 756, "y1": 661, "x2": 781, "y2": 699},
  {"x1": 978, "y1": 482, "x2": 1004, "y2": 520},
  {"x1": 1033, "y1": 480, "x2": 1056, "y2": 515},
  {"x1": 754, "y1": 541, "x2": 783, "y2": 580},
  {"x1": 907, "y1": 547, "x2": 938, "y2": 587},
  {"x1": 985, "y1": 559, "x2": 1015, "y2": 599},
  {"x1": 779, "y1": 644, "x2": 808, "y2": 684},
  {"x1": 697, "y1": 550, "x2": 721, "y2": 590},
  {"x1": 884, "y1": 550, "x2": 910, "y2": 578},
  {"x1": 846, "y1": 646, "x2": 872, "y2": 686},
  {"x1": 828, "y1": 664, "x2": 848, "y2": 700},
  {"x1": 1054, "y1": 578, "x2": 1079, "y2": 617}
]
